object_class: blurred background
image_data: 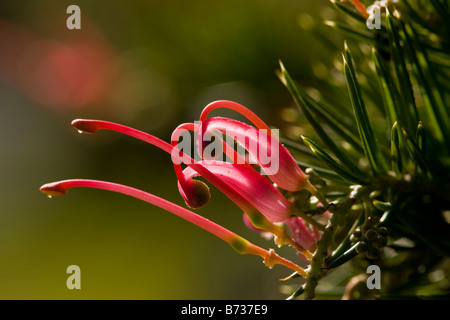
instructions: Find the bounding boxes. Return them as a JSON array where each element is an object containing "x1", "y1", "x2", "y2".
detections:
[{"x1": 0, "y1": 0, "x2": 343, "y2": 299}]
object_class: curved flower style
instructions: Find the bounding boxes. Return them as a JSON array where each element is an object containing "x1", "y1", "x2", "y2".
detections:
[
  {"x1": 40, "y1": 100, "x2": 330, "y2": 280},
  {"x1": 40, "y1": 179, "x2": 306, "y2": 277}
]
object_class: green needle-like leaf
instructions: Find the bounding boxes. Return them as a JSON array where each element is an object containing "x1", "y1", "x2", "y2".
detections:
[
  {"x1": 343, "y1": 44, "x2": 385, "y2": 175},
  {"x1": 301, "y1": 135, "x2": 368, "y2": 185},
  {"x1": 402, "y1": 0, "x2": 440, "y2": 32},
  {"x1": 372, "y1": 47, "x2": 399, "y2": 127},
  {"x1": 286, "y1": 286, "x2": 305, "y2": 300},
  {"x1": 323, "y1": 20, "x2": 389, "y2": 51},
  {"x1": 429, "y1": 0, "x2": 450, "y2": 29},
  {"x1": 300, "y1": 88, "x2": 364, "y2": 154},
  {"x1": 391, "y1": 121, "x2": 403, "y2": 174},
  {"x1": 280, "y1": 137, "x2": 322, "y2": 163},
  {"x1": 296, "y1": 160, "x2": 348, "y2": 184},
  {"x1": 400, "y1": 21, "x2": 449, "y2": 147},
  {"x1": 325, "y1": 242, "x2": 359, "y2": 269},
  {"x1": 280, "y1": 69, "x2": 363, "y2": 154},
  {"x1": 281, "y1": 139, "x2": 347, "y2": 182},
  {"x1": 416, "y1": 121, "x2": 425, "y2": 153},
  {"x1": 402, "y1": 127, "x2": 430, "y2": 176},
  {"x1": 385, "y1": 7, "x2": 419, "y2": 135},
  {"x1": 278, "y1": 61, "x2": 366, "y2": 177}
]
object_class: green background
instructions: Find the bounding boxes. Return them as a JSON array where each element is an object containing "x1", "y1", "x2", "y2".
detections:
[{"x1": 0, "y1": 0, "x2": 338, "y2": 299}]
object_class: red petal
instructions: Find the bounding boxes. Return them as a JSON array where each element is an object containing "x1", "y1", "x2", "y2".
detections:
[
  {"x1": 180, "y1": 161, "x2": 291, "y2": 222},
  {"x1": 200, "y1": 117, "x2": 308, "y2": 191}
]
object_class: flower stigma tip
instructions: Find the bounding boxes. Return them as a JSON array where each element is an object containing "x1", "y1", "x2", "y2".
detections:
[
  {"x1": 39, "y1": 182, "x2": 67, "y2": 197},
  {"x1": 71, "y1": 119, "x2": 99, "y2": 134}
]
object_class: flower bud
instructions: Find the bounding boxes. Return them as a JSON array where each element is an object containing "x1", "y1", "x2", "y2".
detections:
[
  {"x1": 365, "y1": 228, "x2": 379, "y2": 242},
  {"x1": 367, "y1": 215, "x2": 380, "y2": 226},
  {"x1": 353, "y1": 227, "x2": 362, "y2": 239},
  {"x1": 378, "y1": 226, "x2": 388, "y2": 237},
  {"x1": 366, "y1": 246, "x2": 380, "y2": 260},
  {"x1": 373, "y1": 234, "x2": 388, "y2": 249},
  {"x1": 356, "y1": 241, "x2": 368, "y2": 253},
  {"x1": 179, "y1": 179, "x2": 211, "y2": 209}
]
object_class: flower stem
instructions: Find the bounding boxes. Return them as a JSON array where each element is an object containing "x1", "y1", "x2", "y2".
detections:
[
  {"x1": 304, "y1": 180, "x2": 329, "y2": 208},
  {"x1": 291, "y1": 208, "x2": 327, "y2": 232},
  {"x1": 303, "y1": 204, "x2": 341, "y2": 299},
  {"x1": 246, "y1": 210, "x2": 313, "y2": 260}
]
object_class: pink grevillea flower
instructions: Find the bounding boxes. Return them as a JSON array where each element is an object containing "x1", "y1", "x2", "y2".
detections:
[
  {"x1": 39, "y1": 179, "x2": 307, "y2": 277},
  {"x1": 285, "y1": 217, "x2": 321, "y2": 262},
  {"x1": 69, "y1": 118, "x2": 313, "y2": 259}
]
